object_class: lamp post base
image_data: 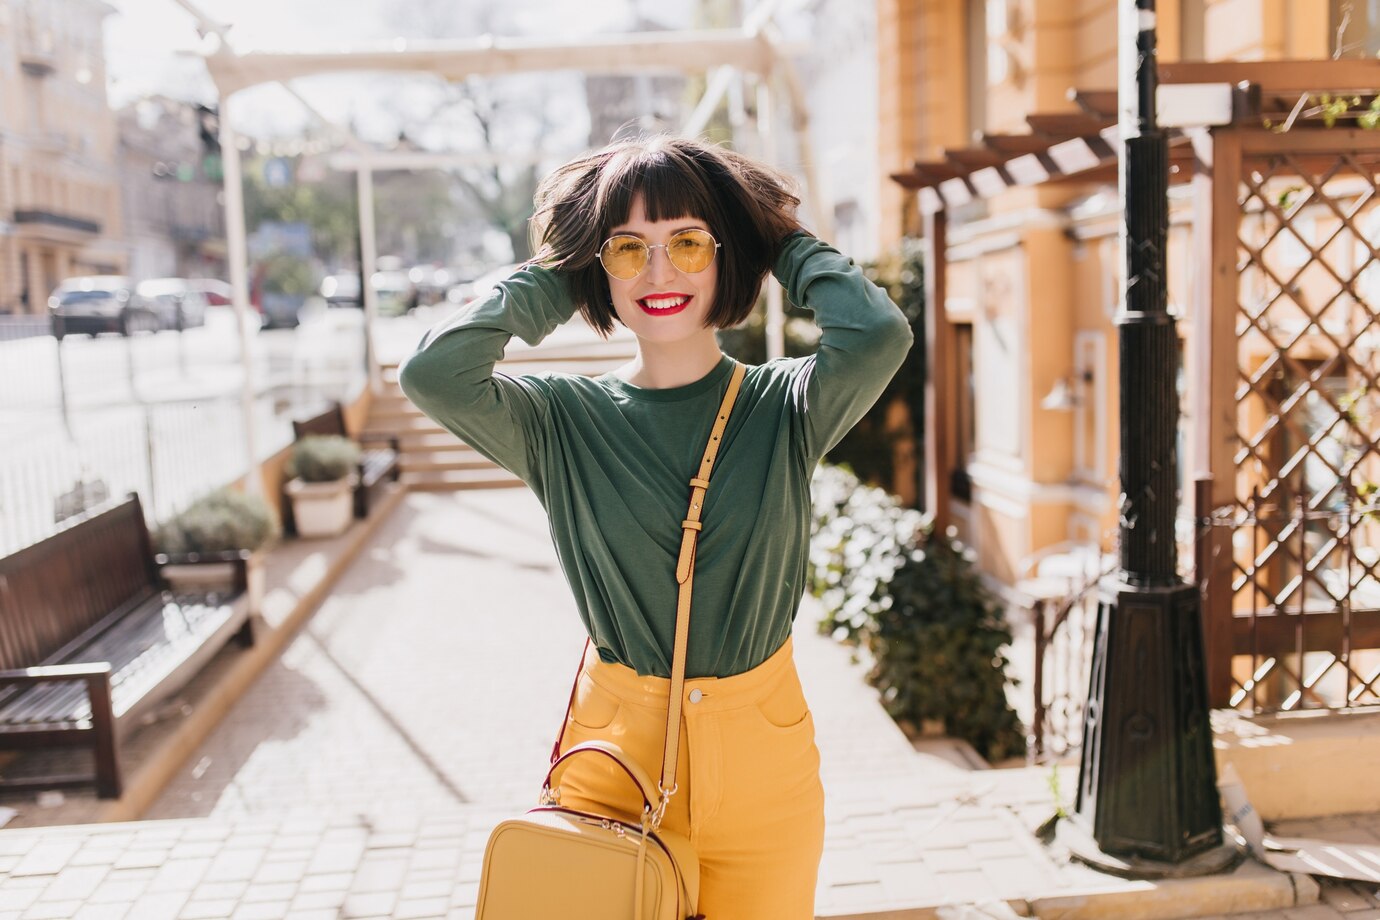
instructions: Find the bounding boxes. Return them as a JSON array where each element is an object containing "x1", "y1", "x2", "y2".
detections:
[
  {"x1": 1077, "y1": 580, "x2": 1224, "y2": 863},
  {"x1": 1055, "y1": 817, "x2": 1242, "y2": 879}
]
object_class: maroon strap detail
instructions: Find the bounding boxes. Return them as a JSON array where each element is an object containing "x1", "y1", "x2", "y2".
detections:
[
  {"x1": 550, "y1": 637, "x2": 590, "y2": 765},
  {"x1": 544, "y1": 742, "x2": 660, "y2": 812}
]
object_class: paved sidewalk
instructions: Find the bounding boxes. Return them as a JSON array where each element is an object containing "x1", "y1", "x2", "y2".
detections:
[{"x1": 0, "y1": 488, "x2": 1346, "y2": 919}]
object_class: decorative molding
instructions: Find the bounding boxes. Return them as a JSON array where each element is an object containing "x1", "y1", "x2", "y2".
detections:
[
  {"x1": 967, "y1": 458, "x2": 1112, "y2": 512},
  {"x1": 948, "y1": 206, "x2": 1070, "y2": 246}
]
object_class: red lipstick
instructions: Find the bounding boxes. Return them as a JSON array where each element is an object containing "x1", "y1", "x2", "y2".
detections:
[{"x1": 636, "y1": 292, "x2": 692, "y2": 317}]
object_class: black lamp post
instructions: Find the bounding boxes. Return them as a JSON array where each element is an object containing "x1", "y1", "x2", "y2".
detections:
[{"x1": 1062, "y1": 0, "x2": 1236, "y2": 874}]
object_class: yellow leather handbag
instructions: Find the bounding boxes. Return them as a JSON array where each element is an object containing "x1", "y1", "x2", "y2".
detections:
[{"x1": 475, "y1": 361, "x2": 746, "y2": 920}]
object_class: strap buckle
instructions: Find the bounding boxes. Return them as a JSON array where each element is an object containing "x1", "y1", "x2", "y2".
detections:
[{"x1": 650, "y1": 782, "x2": 678, "y2": 831}]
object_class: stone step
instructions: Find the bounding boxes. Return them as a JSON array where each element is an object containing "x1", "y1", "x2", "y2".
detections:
[
  {"x1": 368, "y1": 413, "x2": 449, "y2": 431},
  {"x1": 384, "y1": 431, "x2": 468, "y2": 450},
  {"x1": 496, "y1": 358, "x2": 626, "y2": 375},
  {"x1": 369, "y1": 394, "x2": 414, "y2": 411},
  {"x1": 368, "y1": 406, "x2": 425, "y2": 425},
  {"x1": 379, "y1": 361, "x2": 624, "y2": 388},
  {"x1": 398, "y1": 451, "x2": 498, "y2": 473},
  {"x1": 379, "y1": 339, "x2": 635, "y2": 372},
  {"x1": 386, "y1": 425, "x2": 452, "y2": 443},
  {"x1": 402, "y1": 468, "x2": 525, "y2": 491}
]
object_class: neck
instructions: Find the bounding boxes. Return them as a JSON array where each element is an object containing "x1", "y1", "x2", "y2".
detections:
[{"x1": 619, "y1": 330, "x2": 724, "y2": 389}]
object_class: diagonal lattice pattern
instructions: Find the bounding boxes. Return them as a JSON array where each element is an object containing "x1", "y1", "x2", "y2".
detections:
[{"x1": 1228, "y1": 151, "x2": 1380, "y2": 713}]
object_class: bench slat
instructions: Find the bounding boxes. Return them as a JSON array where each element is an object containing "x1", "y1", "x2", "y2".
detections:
[{"x1": 0, "y1": 595, "x2": 239, "y2": 728}]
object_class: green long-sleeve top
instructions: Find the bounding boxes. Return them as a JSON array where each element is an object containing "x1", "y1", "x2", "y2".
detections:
[{"x1": 399, "y1": 233, "x2": 913, "y2": 678}]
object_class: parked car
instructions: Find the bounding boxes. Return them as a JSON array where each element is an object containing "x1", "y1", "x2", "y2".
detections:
[
  {"x1": 136, "y1": 278, "x2": 209, "y2": 330},
  {"x1": 188, "y1": 278, "x2": 234, "y2": 306},
  {"x1": 370, "y1": 269, "x2": 417, "y2": 316},
  {"x1": 319, "y1": 273, "x2": 362, "y2": 308},
  {"x1": 258, "y1": 293, "x2": 304, "y2": 329},
  {"x1": 409, "y1": 265, "x2": 450, "y2": 306},
  {"x1": 48, "y1": 276, "x2": 158, "y2": 338},
  {"x1": 444, "y1": 282, "x2": 477, "y2": 306}
]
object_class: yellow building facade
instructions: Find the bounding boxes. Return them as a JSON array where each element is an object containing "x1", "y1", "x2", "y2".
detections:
[
  {"x1": 878, "y1": 0, "x2": 1335, "y2": 585},
  {"x1": 0, "y1": 0, "x2": 125, "y2": 315}
]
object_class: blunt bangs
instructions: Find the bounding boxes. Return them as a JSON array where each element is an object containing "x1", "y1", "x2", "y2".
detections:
[{"x1": 593, "y1": 145, "x2": 722, "y2": 241}]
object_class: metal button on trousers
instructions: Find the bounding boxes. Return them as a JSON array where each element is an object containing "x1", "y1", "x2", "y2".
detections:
[{"x1": 688, "y1": 689, "x2": 703, "y2": 703}]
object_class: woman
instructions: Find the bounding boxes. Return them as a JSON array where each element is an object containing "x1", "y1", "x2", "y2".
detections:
[{"x1": 399, "y1": 135, "x2": 912, "y2": 918}]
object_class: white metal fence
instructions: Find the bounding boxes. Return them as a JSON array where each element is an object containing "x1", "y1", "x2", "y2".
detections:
[{"x1": 0, "y1": 308, "x2": 368, "y2": 554}]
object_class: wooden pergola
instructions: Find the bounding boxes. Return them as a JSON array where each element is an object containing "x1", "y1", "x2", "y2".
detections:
[
  {"x1": 896, "y1": 59, "x2": 1380, "y2": 714},
  {"x1": 172, "y1": 0, "x2": 813, "y2": 489}
]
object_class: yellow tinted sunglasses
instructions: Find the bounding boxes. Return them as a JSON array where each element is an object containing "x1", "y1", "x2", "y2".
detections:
[{"x1": 598, "y1": 229, "x2": 721, "y2": 280}]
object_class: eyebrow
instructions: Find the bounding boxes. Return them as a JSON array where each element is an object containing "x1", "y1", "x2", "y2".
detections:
[{"x1": 607, "y1": 224, "x2": 707, "y2": 238}]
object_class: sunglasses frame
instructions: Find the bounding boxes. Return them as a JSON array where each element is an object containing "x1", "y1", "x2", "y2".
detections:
[{"x1": 598, "y1": 229, "x2": 722, "y2": 280}]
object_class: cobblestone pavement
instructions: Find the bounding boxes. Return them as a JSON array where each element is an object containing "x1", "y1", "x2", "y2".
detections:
[
  {"x1": 146, "y1": 489, "x2": 586, "y2": 821},
  {"x1": 0, "y1": 487, "x2": 1369, "y2": 918}
]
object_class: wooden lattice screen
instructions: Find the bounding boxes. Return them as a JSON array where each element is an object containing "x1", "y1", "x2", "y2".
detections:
[{"x1": 1201, "y1": 128, "x2": 1380, "y2": 713}]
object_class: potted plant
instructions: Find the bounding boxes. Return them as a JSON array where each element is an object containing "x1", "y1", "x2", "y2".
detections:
[
  {"x1": 155, "y1": 488, "x2": 280, "y2": 613},
  {"x1": 284, "y1": 434, "x2": 360, "y2": 538}
]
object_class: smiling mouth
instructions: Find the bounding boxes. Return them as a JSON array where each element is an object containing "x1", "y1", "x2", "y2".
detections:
[{"x1": 637, "y1": 294, "x2": 692, "y2": 316}]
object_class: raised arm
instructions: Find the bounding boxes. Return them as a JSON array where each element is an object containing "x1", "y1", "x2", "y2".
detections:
[
  {"x1": 774, "y1": 233, "x2": 915, "y2": 459},
  {"x1": 398, "y1": 265, "x2": 576, "y2": 485}
]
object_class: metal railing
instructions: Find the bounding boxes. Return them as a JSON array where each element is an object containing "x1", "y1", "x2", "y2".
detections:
[
  {"x1": 992, "y1": 488, "x2": 1380, "y2": 763},
  {"x1": 1001, "y1": 546, "x2": 1110, "y2": 763}
]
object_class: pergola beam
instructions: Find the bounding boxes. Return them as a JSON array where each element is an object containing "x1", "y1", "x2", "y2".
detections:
[
  {"x1": 1160, "y1": 58, "x2": 1380, "y2": 95},
  {"x1": 204, "y1": 30, "x2": 780, "y2": 97},
  {"x1": 193, "y1": 7, "x2": 811, "y2": 371}
]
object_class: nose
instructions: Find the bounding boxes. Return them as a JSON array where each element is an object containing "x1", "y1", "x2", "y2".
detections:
[{"x1": 645, "y1": 245, "x2": 678, "y2": 285}]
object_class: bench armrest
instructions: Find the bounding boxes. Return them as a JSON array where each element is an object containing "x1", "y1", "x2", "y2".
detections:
[
  {"x1": 154, "y1": 550, "x2": 251, "y2": 594},
  {"x1": 0, "y1": 662, "x2": 112, "y2": 689},
  {"x1": 357, "y1": 431, "x2": 400, "y2": 453},
  {"x1": 155, "y1": 549, "x2": 251, "y2": 564}
]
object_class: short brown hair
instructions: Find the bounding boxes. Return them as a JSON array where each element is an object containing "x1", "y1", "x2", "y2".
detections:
[{"x1": 530, "y1": 135, "x2": 801, "y2": 336}]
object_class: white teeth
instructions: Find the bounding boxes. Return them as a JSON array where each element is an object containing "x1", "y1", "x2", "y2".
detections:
[{"x1": 642, "y1": 296, "x2": 689, "y2": 310}]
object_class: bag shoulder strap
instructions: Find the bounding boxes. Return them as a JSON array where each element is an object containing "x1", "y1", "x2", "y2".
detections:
[
  {"x1": 549, "y1": 360, "x2": 748, "y2": 785},
  {"x1": 659, "y1": 361, "x2": 745, "y2": 795}
]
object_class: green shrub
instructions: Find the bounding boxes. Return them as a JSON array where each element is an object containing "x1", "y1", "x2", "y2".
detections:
[
  {"x1": 288, "y1": 435, "x2": 360, "y2": 483},
  {"x1": 809, "y1": 464, "x2": 1027, "y2": 762},
  {"x1": 155, "y1": 488, "x2": 279, "y2": 556}
]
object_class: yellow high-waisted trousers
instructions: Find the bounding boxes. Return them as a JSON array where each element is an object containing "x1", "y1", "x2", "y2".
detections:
[{"x1": 555, "y1": 636, "x2": 826, "y2": 920}]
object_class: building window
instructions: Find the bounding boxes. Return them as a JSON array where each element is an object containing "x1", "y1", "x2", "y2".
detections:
[{"x1": 951, "y1": 322, "x2": 976, "y2": 501}]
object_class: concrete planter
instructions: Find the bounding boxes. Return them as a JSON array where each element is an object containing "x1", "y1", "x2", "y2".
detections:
[{"x1": 285, "y1": 476, "x2": 355, "y2": 538}]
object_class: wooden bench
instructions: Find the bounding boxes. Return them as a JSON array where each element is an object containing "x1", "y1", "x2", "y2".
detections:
[
  {"x1": 283, "y1": 402, "x2": 400, "y2": 535},
  {"x1": 0, "y1": 494, "x2": 255, "y2": 799}
]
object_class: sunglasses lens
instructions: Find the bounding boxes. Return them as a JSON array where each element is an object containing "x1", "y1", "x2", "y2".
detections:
[
  {"x1": 668, "y1": 230, "x2": 717, "y2": 274},
  {"x1": 599, "y1": 236, "x2": 647, "y2": 280}
]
